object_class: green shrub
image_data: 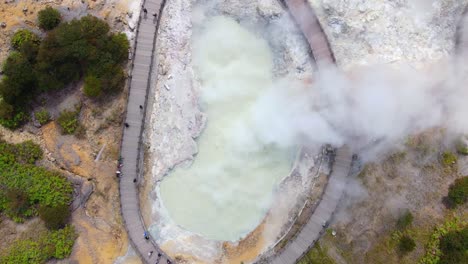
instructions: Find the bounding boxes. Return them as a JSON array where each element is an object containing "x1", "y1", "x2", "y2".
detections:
[
  {"x1": 447, "y1": 176, "x2": 468, "y2": 207},
  {"x1": 0, "y1": 225, "x2": 77, "y2": 263},
  {"x1": 11, "y1": 29, "x2": 40, "y2": 50},
  {"x1": 39, "y1": 204, "x2": 70, "y2": 230},
  {"x1": 4, "y1": 188, "x2": 31, "y2": 221},
  {"x1": 83, "y1": 75, "x2": 102, "y2": 98},
  {"x1": 57, "y1": 109, "x2": 80, "y2": 134},
  {"x1": 1, "y1": 15, "x2": 128, "y2": 129},
  {"x1": 34, "y1": 108, "x2": 51, "y2": 125},
  {"x1": 38, "y1": 7, "x2": 61, "y2": 30},
  {"x1": 0, "y1": 140, "x2": 42, "y2": 165},
  {"x1": 396, "y1": 211, "x2": 414, "y2": 230},
  {"x1": 456, "y1": 139, "x2": 468, "y2": 155},
  {"x1": 0, "y1": 99, "x2": 14, "y2": 119},
  {"x1": 297, "y1": 243, "x2": 335, "y2": 264},
  {"x1": 439, "y1": 228, "x2": 468, "y2": 264},
  {"x1": 0, "y1": 111, "x2": 28, "y2": 129},
  {"x1": 398, "y1": 235, "x2": 416, "y2": 254},
  {"x1": 0, "y1": 140, "x2": 71, "y2": 221},
  {"x1": 15, "y1": 140, "x2": 43, "y2": 164},
  {"x1": 441, "y1": 151, "x2": 457, "y2": 167}
]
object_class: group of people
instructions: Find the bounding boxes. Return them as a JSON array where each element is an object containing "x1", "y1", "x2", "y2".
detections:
[
  {"x1": 142, "y1": 7, "x2": 158, "y2": 19},
  {"x1": 144, "y1": 232, "x2": 172, "y2": 263},
  {"x1": 116, "y1": 157, "x2": 124, "y2": 177}
]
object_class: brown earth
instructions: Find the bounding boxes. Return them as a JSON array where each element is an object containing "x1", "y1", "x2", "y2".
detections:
[
  {"x1": 310, "y1": 131, "x2": 468, "y2": 264},
  {"x1": 0, "y1": 0, "x2": 137, "y2": 262}
]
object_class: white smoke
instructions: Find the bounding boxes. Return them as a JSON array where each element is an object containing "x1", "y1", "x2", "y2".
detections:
[{"x1": 250, "y1": 60, "x2": 468, "y2": 160}]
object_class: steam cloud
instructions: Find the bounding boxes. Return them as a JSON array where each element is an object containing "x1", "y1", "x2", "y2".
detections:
[{"x1": 251, "y1": 61, "x2": 468, "y2": 160}]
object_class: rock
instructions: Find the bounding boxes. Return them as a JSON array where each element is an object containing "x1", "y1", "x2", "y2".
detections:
[
  {"x1": 329, "y1": 17, "x2": 349, "y2": 35},
  {"x1": 257, "y1": 0, "x2": 282, "y2": 18}
]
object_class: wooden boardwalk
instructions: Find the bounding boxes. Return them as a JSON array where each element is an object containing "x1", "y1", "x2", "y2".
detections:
[
  {"x1": 282, "y1": 0, "x2": 335, "y2": 65},
  {"x1": 271, "y1": 147, "x2": 352, "y2": 264},
  {"x1": 119, "y1": 0, "x2": 173, "y2": 263},
  {"x1": 269, "y1": 1, "x2": 353, "y2": 264}
]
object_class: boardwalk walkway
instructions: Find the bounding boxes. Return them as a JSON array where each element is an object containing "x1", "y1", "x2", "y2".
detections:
[
  {"x1": 269, "y1": 1, "x2": 353, "y2": 263},
  {"x1": 119, "y1": 0, "x2": 173, "y2": 263}
]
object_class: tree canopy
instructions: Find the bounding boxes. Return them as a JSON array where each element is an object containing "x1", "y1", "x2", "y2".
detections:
[{"x1": 0, "y1": 13, "x2": 129, "y2": 129}]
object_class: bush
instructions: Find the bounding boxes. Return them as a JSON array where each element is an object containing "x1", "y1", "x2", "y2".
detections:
[
  {"x1": 396, "y1": 211, "x2": 413, "y2": 230},
  {"x1": 83, "y1": 75, "x2": 102, "y2": 98},
  {"x1": 439, "y1": 228, "x2": 468, "y2": 264},
  {"x1": 15, "y1": 140, "x2": 43, "y2": 164},
  {"x1": 398, "y1": 235, "x2": 416, "y2": 254},
  {"x1": 34, "y1": 108, "x2": 51, "y2": 125},
  {"x1": 57, "y1": 108, "x2": 80, "y2": 134},
  {"x1": 11, "y1": 29, "x2": 40, "y2": 50},
  {"x1": 447, "y1": 176, "x2": 468, "y2": 207},
  {"x1": 0, "y1": 140, "x2": 42, "y2": 165},
  {"x1": 4, "y1": 188, "x2": 31, "y2": 221},
  {"x1": 0, "y1": 140, "x2": 71, "y2": 221},
  {"x1": 1, "y1": 15, "x2": 128, "y2": 129},
  {"x1": 0, "y1": 225, "x2": 77, "y2": 263},
  {"x1": 441, "y1": 151, "x2": 457, "y2": 167},
  {"x1": 456, "y1": 139, "x2": 468, "y2": 155},
  {"x1": 0, "y1": 111, "x2": 28, "y2": 129},
  {"x1": 39, "y1": 204, "x2": 70, "y2": 230},
  {"x1": 38, "y1": 7, "x2": 61, "y2": 30}
]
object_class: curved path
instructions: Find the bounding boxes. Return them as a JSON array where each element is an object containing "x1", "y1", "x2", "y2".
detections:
[
  {"x1": 270, "y1": 1, "x2": 353, "y2": 264},
  {"x1": 119, "y1": 0, "x2": 173, "y2": 263}
]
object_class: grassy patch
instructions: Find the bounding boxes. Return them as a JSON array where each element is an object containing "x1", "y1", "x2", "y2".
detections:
[
  {"x1": 0, "y1": 225, "x2": 77, "y2": 263},
  {"x1": 0, "y1": 140, "x2": 72, "y2": 222},
  {"x1": 440, "y1": 151, "x2": 457, "y2": 167},
  {"x1": 34, "y1": 108, "x2": 50, "y2": 125},
  {"x1": 419, "y1": 216, "x2": 467, "y2": 264},
  {"x1": 396, "y1": 211, "x2": 414, "y2": 230},
  {"x1": 297, "y1": 243, "x2": 335, "y2": 264},
  {"x1": 57, "y1": 107, "x2": 80, "y2": 135},
  {"x1": 447, "y1": 176, "x2": 468, "y2": 207}
]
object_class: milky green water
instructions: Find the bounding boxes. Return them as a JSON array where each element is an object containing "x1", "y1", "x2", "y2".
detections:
[{"x1": 159, "y1": 16, "x2": 294, "y2": 241}]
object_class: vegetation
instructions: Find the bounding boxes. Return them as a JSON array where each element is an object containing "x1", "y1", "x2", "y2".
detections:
[
  {"x1": 11, "y1": 29, "x2": 40, "y2": 50},
  {"x1": 57, "y1": 108, "x2": 80, "y2": 134},
  {"x1": 447, "y1": 177, "x2": 468, "y2": 207},
  {"x1": 0, "y1": 14, "x2": 129, "y2": 129},
  {"x1": 0, "y1": 225, "x2": 77, "y2": 263},
  {"x1": 398, "y1": 235, "x2": 416, "y2": 254},
  {"x1": 438, "y1": 227, "x2": 468, "y2": 264},
  {"x1": 441, "y1": 151, "x2": 457, "y2": 167},
  {"x1": 0, "y1": 140, "x2": 72, "y2": 222},
  {"x1": 397, "y1": 211, "x2": 414, "y2": 230},
  {"x1": 34, "y1": 108, "x2": 51, "y2": 125},
  {"x1": 38, "y1": 203, "x2": 70, "y2": 230},
  {"x1": 455, "y1": 139, "x2": 468, "y2": 155},
  {"x1": 38, "y1": 7, "x2": 61, "y2": 30},
  {"x1": 297, "y1": 243, "x2": 335, "y2": 264},
  {"x1": 419, "y1": 216, "x2": 466, "y2": 264}
]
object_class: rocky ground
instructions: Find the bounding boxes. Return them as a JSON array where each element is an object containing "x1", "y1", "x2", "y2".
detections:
[{"x1": 0, "y1": 0, "x2": 142, "y2": 263}]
